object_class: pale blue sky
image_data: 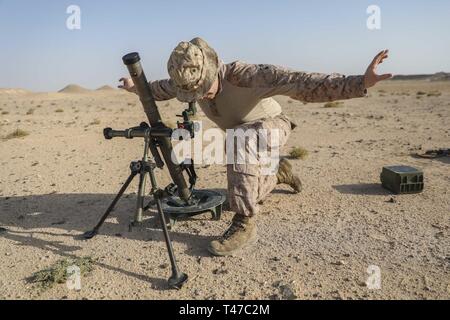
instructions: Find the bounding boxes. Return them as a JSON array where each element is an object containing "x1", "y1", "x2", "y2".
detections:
[{"x1": 0, "y1": 0, "x2": 449, "y2": 91}]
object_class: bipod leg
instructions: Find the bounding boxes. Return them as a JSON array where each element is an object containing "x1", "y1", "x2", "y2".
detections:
[
  {"x1": 154, "y1": 191, "x2": 188, "y2": 289},
  {"x1": 130, "y1": 166, "x2": 147, "y2": 228},
  {"x1": 147, "y1": 162, "x2": 187, "y2": 289},
  {"x1": 83, "y1": 171, "x2": 137, "y2": 239}
]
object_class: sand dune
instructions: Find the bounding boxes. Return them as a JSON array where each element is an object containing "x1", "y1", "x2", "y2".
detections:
[
  {"x1": 95, "y1": 85, "x2": 116, "y2": 91},
  {"x1": 58, "y1": 84, "x2": 91, "y2": 94}
]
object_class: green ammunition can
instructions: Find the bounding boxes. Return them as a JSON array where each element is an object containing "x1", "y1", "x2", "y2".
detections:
[{"x1": 380, "y1": 165, "x2": 424, "y2": 194}]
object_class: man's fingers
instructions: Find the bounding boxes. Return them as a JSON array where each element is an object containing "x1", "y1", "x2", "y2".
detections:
[
  {"x1": 371, "y1": 49, "x2": 389, "y2": 67},
  {"x1": 375, "y1": 50, "x2": 387, "y2": 61},
  {"x1": 378, "y1": 51, "x2": 389, "y2": 63},
  {"x1": 370, "y1": 50, "x2": 384, "y2": 66},
  {"x1": 378, "y1": 49, "x2": 389, "y2": 59},
  {"x1": 369, "y1": 50, "x2": 390, "y2": 72}
]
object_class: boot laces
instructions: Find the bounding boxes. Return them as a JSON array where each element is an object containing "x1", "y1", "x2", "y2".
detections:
[{"x1": 222, "y1": 221, "x2": 246, "y2": 240}]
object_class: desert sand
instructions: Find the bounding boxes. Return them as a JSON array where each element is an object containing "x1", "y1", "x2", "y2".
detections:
[{"x1": 0, "y1": 80, "x2": 449, "y2": 300}]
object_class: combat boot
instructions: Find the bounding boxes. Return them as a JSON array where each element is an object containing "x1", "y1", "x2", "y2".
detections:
[
  {"x1": 276, "y1": 158, "x2": 302, "y2": 193},
  {"x1": 208, "y1": 215, "x2": 257, "y2": 256}
]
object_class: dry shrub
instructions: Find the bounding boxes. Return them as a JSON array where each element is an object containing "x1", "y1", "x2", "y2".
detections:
[
  {"x1": 323, "y1": 101, "x2": 343, "y2": 108},
  {"x1": 289, "y1": 147, "x2": 308, "y2": 160}
]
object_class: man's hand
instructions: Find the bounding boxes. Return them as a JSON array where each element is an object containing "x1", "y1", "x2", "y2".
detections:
[
  {"x1": 364, "y1": 50, "x2": 392, "y2": 88},
  {"x1": 118, "y1": 77, "x2": 136, "y2": 93}
]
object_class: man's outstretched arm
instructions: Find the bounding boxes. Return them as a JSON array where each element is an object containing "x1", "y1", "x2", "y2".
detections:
[
  {"x1": 226, "y1": 50, "x2": 392, "y2": 103},
  {"x1": 118, "y1": 78, "x2": 177, "y2": 101}
]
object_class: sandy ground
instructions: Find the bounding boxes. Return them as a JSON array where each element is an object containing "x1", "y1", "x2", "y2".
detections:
[{"x1": 0, "y1": 81, "x2": 449, "y2": 300}]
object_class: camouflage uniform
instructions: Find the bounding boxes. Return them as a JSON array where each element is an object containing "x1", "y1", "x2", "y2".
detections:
[
  {"x1": 226, "y1": 113, "x2": 293, "y2": 217},
  {"x1": 150, "y1": 60, "x2": 367, "y2": 217}
]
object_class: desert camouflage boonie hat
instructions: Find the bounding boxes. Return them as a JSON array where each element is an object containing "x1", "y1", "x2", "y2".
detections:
[{"x1": 167, "y1": 37, "x2": 219, "y2": 102}]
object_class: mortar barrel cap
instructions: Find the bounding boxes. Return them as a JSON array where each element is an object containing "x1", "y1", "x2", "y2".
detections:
[{"x1": 122, "y1": 52, "x2": 141, "y2": 65}]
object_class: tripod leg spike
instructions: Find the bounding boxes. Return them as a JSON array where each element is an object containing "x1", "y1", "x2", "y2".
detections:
[
  {"x1": 154, "y1": 194, "x2": 188, "y2": 289},
  {"x1": 168, "y1": 272, "x2": 188, "y2": 290},
  {"x1": 82, "y1": 230, "x2": 98, "y2": 240}
]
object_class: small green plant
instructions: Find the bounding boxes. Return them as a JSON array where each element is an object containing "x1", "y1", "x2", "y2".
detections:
[
  {"x1": 416, "y1": 91, "x2": 427, "y2": 96},
  {"x1": 289, "y1": 147, "x2": 308, "y2": 160},
  {"x1": 1, "y1": 111, "x2": 9, "y2": 115},
  {"x1": 55, "y1": 109, "x2": 64, "y2": 113},
  {"x1": 27, "y1": 257, "x2": 94, "y2": 290},
  {"x1": 3, "y1": 129, "x2": 29, "y2": 140},
  {"x1": 26, "y1": 108, "x2": 34, "y2": 115},
  {"x1": 323, "y1": 101, "x2": 343, "y2": 108}
]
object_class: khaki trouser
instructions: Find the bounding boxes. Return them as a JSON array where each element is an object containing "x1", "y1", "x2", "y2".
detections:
[{"x1": 226, "y1": 114, "x2": 293, "y2": 217}]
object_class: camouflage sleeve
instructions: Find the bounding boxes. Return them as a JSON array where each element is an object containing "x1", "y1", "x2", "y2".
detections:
[
  {"x1": 148, "y1": 79, "x2": 177, "y2": 101},
  {"x1": 226, "y1": 61, "x2": 367, "y2": 102}
]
